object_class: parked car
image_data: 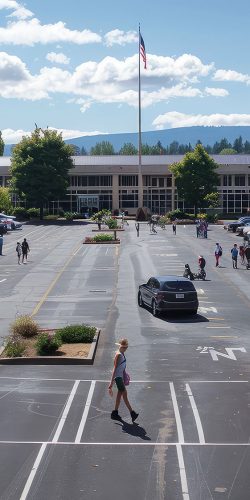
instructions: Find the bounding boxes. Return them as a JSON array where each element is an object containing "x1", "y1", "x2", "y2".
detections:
[
  {"x1": 242, "y1": 223, "x2": 250, "y2": 235},
  {"x1": 226, "y1": 217, "x2": 250, "y2": 232},
  {"x1": 138, "y1": 275, "x2": 199, "y2": 316}
]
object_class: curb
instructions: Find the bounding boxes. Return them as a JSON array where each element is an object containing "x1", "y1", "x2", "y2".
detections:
[
  {"x1": 0, "y1": 330, "x2": 100, "y2": 365},
  {"x1": 91, "y1": 228, "x2": 124, "y2": 232}
]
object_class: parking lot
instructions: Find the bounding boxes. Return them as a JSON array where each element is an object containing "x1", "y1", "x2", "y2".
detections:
[{"x1": 0, "y1": 221, "x2": 250, "y2": 499}]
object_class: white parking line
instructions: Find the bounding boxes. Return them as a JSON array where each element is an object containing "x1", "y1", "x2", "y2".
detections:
[
  {"x1": 20, "y1": 443, "x2": 47, "y2": 500},
  {"x1": 186, "y1": 384, "x2": 205, "y2": 444},
  {"x1": 0, "y1": 279, "x2": 6, "y2": 283},
  {"x1": 169, "y1": 382, "x2": 184, "y2": 443},
  {"x1": 75, "y1": 380, "x2": 96, "y2": 443},
  {"x1": 176, "y1": 444, "x2": 190, "y2": 500},
  {"x1": 52, "y1": 380, "x2": 80, "y2": 443}
]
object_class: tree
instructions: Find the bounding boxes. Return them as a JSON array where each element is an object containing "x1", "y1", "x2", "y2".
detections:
[
  {"x1": 169, "y1": 141, "x2": 179, "y2": 154},
  {"x1": 0, "y1": 131, "x2": 4, "y2": 156},
  {"x1": 233, "y1": 136, "x2": 243, "y2": 153},
  {"x1": 151, "y1": 141, "x2": 167, "y2": 155},
  {"x1": 0, "y1": 187, "x2": 13, "y2": 213},
  {"x1": 141, "y1": 143, "x2": 152, "y2": 155},
  {"x1": 203, "y1": 192, "x2": 220, "y2": 208},
  {"x1": 10, "y1": 128, "x2": 73, "y2": 219},
  {"x1": 170, "y1": 144, "x2": 220, "y2": 215},
  {"x1": 81, "y1": 146, "x2": 87, "y2": 155},
  {"x1": 69, "y1": 144, "x2": 81, "y2": 155},
  {"x1": 119, "y1": 143, "x2": 138, "y2": 155},
  {"x1": 90, "y1": 141, "x2": 115, "y2": 155},
  {"x1": 219, "y1": 148, "x2": 237, "y2": 155}
]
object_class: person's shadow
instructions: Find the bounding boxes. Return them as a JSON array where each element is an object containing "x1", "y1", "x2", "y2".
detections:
[{"x1": 114, "y1": 419, "x2": 151, "y2": 441}]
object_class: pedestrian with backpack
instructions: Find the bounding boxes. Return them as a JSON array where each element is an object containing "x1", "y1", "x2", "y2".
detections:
[
  {"x1": 109, "y1": 338, "x2": 139, "y2": 423},
  {"x1": 231, "y1": 243, "x2": 238, "y2": 269}
]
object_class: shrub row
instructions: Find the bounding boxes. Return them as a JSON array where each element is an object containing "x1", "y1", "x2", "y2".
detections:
[{"x1": 4, "y1": 315, "x2": 96, "y2": 357}]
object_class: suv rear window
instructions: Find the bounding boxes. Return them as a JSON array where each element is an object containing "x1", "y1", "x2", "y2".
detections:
[{"x1": 161, "y1": 281, "x2": 195, "y2": 292}]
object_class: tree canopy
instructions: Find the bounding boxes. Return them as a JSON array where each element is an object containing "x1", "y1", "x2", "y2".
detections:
[
  {"x1": 90, "y1": 141, "x2": 115, "y2": 155},
  {"x1": 0, "y1": 187, "x2": 13, "y2": 213},
  {"x1": 170, "y1": 144, "x2": 220, "y2": 214},
  {"x1": 119, "y1": 143, "x2": 138, "y2": 155},
  {"x1": 10, "y1": 128, "x2": 73, "y2": 218},
  {"x1": 0, "y1": 131, "x2": 4, "y2": 156}
]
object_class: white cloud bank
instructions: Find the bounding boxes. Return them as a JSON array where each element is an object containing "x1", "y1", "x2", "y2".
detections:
[
  {"x1": 152, "y1": 111, "x2": 250, "y2": 129},
  {"x1": 0, "y1": 0, "x2": 33, "y2": 19},
  {"x1": 104, "y1": 29, "x2": 137, "y2": 46},
  {"x1": 213, "y1": 69, "x2": 250, "y2": 85},
  {"x1": 46, "y1": 52, "x2": 70, "y2": 65},
  {"x1": 2, "y1": 127, "x2": 105, "y2": 144},
  {"x1": 0, "y1": 51, "x2": 215, "y2": 108}
]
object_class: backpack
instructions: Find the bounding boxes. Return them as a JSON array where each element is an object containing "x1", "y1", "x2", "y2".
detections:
[{"x1": 218, "y1": 246, "x2": 222, "y2": 256}]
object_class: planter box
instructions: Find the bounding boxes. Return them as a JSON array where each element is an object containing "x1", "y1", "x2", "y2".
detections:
[
  {"x1": 0, "y1": 330, "x2": 100, "y2": 365},
  {"x1": 92, "y1": 228, "x2": 124, "y2": 232},
  {"x1": 84, "y1": 240, "x2": 120, "y2": 244}
]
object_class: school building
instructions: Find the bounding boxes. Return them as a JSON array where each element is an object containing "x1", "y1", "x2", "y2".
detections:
[{"x1": 1, "y1": 154, "x2": 250, "y2": 215}]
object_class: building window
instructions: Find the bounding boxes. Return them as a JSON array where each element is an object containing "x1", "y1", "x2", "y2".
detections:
[
  {"x1": 166, "y1": 177, "x2": 172, "y2": 187},
  {"x1": 119, "y1": 189, "x2": 138, "y2": 208},
  {"x1": 223, "y1": 175, "x2": 232, "y2": 186},
  {"x1": 235, "y1": 175, "x2": 245, "y2": 186},
  {"x1": 151, "y1": 178, "x2": 157, "y2": 187},
  {"x1": 119, "y1": 175, "x2": 138, "y2": 187},
  {"x1": 159, "y1": 178, "x2": 164, "y2": 188}
]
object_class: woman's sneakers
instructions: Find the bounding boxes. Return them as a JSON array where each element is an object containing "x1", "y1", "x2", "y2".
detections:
[
  {"x1": 131, "y1": 410, "x2": 139, "y2": 422},
  {"x1": 111, "y1": 410, "x2": 121, "y2": 421}
]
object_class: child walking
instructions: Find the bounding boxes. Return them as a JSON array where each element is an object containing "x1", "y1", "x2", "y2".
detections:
[{"x1": 109, "y1": 338, "x2": 139, "y2": 422}]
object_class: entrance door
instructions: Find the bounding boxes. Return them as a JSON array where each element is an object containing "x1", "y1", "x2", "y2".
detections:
[{"x1": 77, "y1": 195, "x2": 99, "y2": 215}]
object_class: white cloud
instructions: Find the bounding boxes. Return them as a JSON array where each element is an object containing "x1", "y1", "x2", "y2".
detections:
[
  {"x1": 152, "y1": 111, "x2": 250, "y2": 129},
  {"x1": 0, "y1": 18, "x2": 102, "y2": 46},
  {"x1": 104, "y1": 29, "x2": 137, "y2": 46},
  {"x1": 0, "y1": 0, "x2": 33, "y2": 19},
  {"x1": 205, "y1": 87, "x2": 229, "y2": 97},
  {"x1": 0, "y1": 51, "x2": 215, "y2": 107},
  {"x1": 2, "y1": 127, "x2": 105, "y2": 144},
  {"x1": 213, "y1": 69, "x2": 250, "y2": 84},
  {"x1": 46, "y1": 52, "x2": 70, "y2": 65}
]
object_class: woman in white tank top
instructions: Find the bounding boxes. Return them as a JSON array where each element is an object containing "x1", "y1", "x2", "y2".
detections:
[{"x1": 109, "y1": 338, "x2": 139, "y2": 422}]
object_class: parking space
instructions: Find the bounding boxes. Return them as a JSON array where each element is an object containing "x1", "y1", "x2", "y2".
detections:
[{"x1": 0, "y1": 377, "x2": 250, "y2": 499}]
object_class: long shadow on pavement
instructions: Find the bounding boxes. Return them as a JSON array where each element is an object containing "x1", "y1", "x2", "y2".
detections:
[{"x1": 114, "y1": 420, "x2": 151, "y2": 441}]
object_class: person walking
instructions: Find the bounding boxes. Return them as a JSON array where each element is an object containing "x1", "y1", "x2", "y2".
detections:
[
  {"x1": 172, "y1": 221, "x2": 177, "y2": 235},
  {"x1": 109, "y1": 338, "x2": 139, "y2": 422},
  {"x1": 231, "y1": 243, "x2": 238, "y2": 269},
  {"x1": 214, "y1": 243, "x2": 222, "y2": 267},
  {"x1": 16, "y1": 242, "x2": 22, "y2": 264},
  {"x1": 0, "y1": 235, "x2": 3, "y2": 255},
  {"x1": 21, "y1": 238, "x2": 30, "y2": 263},
  {"x1": 239, "y1": 245, "x2": 245, "y2": 265}
]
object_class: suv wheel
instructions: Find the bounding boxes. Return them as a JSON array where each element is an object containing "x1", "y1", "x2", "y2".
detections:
[{"x1": 138, "y1": 292, "x2": 144, "y2": 307}]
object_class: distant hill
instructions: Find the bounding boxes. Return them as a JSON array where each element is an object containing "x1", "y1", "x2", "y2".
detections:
[{"x1": 4, "y1": 126, "x2": 250, "y2": 155}]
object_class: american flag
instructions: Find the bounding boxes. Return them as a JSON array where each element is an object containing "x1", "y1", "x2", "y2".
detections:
[{"x1": 140, "y1": 33, "x2": 147, "y2": 69}]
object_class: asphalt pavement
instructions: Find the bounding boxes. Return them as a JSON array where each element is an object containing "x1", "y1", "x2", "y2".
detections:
[{"x1": 0, "y1": 221, "x2": 249, "y2": 499}]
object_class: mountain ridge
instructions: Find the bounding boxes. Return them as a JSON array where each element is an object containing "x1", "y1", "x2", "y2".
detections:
[{"x1": 3, "y1": 126, "x2": 250, "y2": 155}]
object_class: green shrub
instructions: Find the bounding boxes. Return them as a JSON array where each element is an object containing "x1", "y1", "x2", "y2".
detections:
[
  {"x1": 55, "y1": 324, "x2": 96, "y2": 343},
  {"x1": 4, "y1": 335, "x2": 25, "y2": 357},
  {"x1": 64, "y1": 211, "x2": 75, "y2": 220},
  {"x1": 167, "y1": 209, "x2": 187, "y2": 220},
  {"x1": 35, "y1": 332, "x2": 62, "y2": 355},
  {"x1": 44, "y1": 215, "x2": 59, "y2": 220},
  {"x1": 105, "y1": 217, "x2": 118, "y2": 229},
  {"x1": 27, "y1": 207, "x2": 40, "y2": 218},
  {"x1": 10, "y1": 315, "x2": 39, "y2": 338},
  {"x1": 58, "y1": 208, "x2": 65, "y2": 217},
  {"x1": 12, "y1": 206, "x2": 27, "y2": 218},
  {"x1": 93, "y1": 233, "x2": 114, "y2": 241}
]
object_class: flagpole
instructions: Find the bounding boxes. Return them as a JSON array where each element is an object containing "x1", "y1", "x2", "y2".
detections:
[{"x1": 138, "y1": 23, "x2": 143, "y2": 210}]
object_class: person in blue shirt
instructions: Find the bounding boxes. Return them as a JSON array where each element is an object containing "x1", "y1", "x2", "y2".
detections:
[{"x1": 231, "y1": 243, "x2": 238, "y2": 269}]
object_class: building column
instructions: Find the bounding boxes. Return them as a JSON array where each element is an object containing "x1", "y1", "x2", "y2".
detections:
[
  {"x1": 171, "y1": 175, "x2": 175, "y2": 210},
  {"x1": 112, "y1": 174, "x2": 119, "y2": 212}
]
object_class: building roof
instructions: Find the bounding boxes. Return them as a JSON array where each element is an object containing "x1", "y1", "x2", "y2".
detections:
[{"x1": 1, "y1": 154, "x2": 250, "y2": 168}]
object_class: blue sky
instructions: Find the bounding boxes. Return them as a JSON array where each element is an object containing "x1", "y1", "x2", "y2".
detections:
[{"x1": 1, "y1": 0, "x2": 250, "y2": 143}]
